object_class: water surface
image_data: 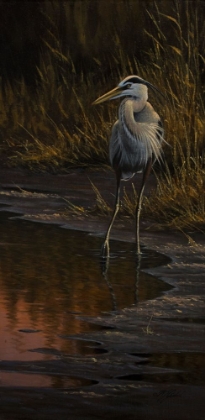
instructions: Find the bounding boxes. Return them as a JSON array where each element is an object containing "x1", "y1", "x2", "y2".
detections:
[{"x1": 0, "y1": 211, "x2": 171, "y2": 386}]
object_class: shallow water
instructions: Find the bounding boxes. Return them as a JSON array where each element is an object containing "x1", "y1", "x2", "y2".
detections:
[{"x1": 0, "y1": 211, "x2": 171, "y2": 387}]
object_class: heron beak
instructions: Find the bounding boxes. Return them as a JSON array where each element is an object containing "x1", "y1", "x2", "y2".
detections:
[{"x1": 92, "y1": 86, "x2": 123, "y2": 105}]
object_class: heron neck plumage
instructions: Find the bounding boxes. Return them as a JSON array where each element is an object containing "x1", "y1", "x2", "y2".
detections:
[{"x1": 120, "y1": 97, "x2": 147, "y2": 135}]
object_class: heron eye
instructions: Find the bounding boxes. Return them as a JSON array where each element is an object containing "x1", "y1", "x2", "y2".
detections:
[{"x1": 126, "y1": 83, "x2": 132, "y2": 89}]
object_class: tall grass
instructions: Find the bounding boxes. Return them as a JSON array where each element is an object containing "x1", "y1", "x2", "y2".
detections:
[
  {"x1": 0, "y1": 1, "x2": 204, "y2": 230},
  {"x1": 97, "y1": 0, "x2": 205, "y2": 232},
  {"x1": 138, "y1": 1, "x2": 205, "y2": 231}
]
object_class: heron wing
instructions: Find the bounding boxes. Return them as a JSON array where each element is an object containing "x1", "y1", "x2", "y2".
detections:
[
  {"x1": 109, "y1": 121, "x2": 122, "y2": 170},
  {"x1": 109, "y1": 121, "x2": 142, "y2": 180},
  {"x1": 109, "y1": 106, "x2": 165, "y2": 180}
]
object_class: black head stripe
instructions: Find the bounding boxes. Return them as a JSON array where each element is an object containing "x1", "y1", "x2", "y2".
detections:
[
  {"x1": 120, "y1": 76, "x2": 145, "y2": 88},
  {"x1": 125, "y1": 77, "x2": 142, "y2": 84}
]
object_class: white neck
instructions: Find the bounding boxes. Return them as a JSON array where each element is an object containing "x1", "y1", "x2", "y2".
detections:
[{"x1": 119, "y1": 97, "x2": 146, "y2": 135}]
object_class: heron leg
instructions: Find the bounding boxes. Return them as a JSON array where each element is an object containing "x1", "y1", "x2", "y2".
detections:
[
  {"x1": 101, "y1": 172, "x2": 121, "y2": 258},
  {"x1": 136, "y1": 158, "x2": 152, "y2": 255}
]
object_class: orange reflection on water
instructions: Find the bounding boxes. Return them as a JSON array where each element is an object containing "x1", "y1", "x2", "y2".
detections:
[{"x1": 0, "y1": 213, "x2": 170, "y2": 362}]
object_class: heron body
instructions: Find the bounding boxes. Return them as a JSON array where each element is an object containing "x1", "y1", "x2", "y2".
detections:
[
  {"x1": 110, "y1": 98, "x2": 163, "y2": 180},
  {"x1": 93, "y1": 75, "x2": 164, "y2": 257}
]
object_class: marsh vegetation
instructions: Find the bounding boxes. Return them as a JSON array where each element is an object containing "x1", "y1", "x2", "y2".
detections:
[{"x1": 0, "y1": 0, "x2": 204, "y2": 231}]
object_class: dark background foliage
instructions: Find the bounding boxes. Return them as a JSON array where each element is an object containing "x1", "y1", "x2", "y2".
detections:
[{"x1": 0, "y1": 1, "x2": 204, "y2": 90}]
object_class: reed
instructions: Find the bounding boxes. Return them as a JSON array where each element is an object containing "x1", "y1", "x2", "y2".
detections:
[{"x1": 137, "y1": 1, "x2": 205, "y2": 231}]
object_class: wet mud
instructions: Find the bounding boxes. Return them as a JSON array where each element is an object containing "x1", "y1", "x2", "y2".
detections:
[{"x1": 0, "y1": 167, "x2": 204, "y2": 420}]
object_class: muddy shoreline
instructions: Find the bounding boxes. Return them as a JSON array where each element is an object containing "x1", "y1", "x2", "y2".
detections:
[{"x1": 0, "y1": 167, "x2": 204, "y2": 420}]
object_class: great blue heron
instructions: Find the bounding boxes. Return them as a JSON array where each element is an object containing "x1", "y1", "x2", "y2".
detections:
[{"x1": 93, "y1": 75, "x2": 165, "y2": 257}]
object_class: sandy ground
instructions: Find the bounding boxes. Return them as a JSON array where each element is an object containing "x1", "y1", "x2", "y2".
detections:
[{"x1": 0, "y1": 166, "x2": 204, "y2": 420}]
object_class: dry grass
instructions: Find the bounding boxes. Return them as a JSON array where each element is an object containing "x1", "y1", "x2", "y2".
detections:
[
  {"x1": 139, "y1": 2, "x2": 205, "y2": 231},
  {"x1": 0, "y1": 1, "x2": 204, "y2": 231},
  {"x1": 108, "y1": 1, "x2": 205, "y2": 232}
]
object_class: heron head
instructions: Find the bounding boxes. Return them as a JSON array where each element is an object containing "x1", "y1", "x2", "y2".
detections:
[{"x1": 93, "y1": 75, "x2": 164, "y2": 105}]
